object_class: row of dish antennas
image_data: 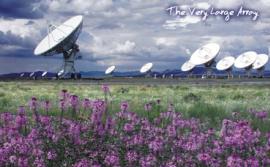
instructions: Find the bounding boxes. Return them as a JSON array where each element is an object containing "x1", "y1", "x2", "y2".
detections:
[
  {"x1": 20, "y1": 62, "x2": 152, "y2": 79},
  {"x1": 181, "y1": 43, "x2": 269, "y2": 78},
  {"x1": 32, "y1": 14, "x2": 155, "y2": 79},
  {"x1": 32, "y1": 15, "x2": 268, "y2": 79}
]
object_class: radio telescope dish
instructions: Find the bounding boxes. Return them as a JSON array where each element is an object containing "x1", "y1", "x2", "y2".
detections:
[
  {"x1": 105, "y1": 65, "x2": 116, "y2": 75},
  {"x1": 181, "y1": 61, "x2": 195, "y2": 78},
  {"x1": 34, "y1": 15, "x2": 83, "y2": 79},
  {"x1": 30, "y1": 72, "x2": 35, "y2": 77},
  {"x1": 216, "y1": 56, "x2": 235, "y2": 78},
  {"x1": 234, "y1": 51, "x2": 257, "y2": 69},
  {"x1": 190, "y1": 43, "x2": 220, "y2": 66},
  {"x1": 216, "y1": 56, "x2": 235, "y2": 71},
  {"x1": 42, "y1": 71, "x2": 48, "y2": 77},
  {"x1": 140, "y1": 62, "x2": 153, "y2": 74},
  {"x1": 252, "y1": 54, "x2": 269, "y2": 78},
  {"x1": 190, "y1": 43, "x2": 220, "y2": 78},
  {"x1": 58, "y1": 69, "x2": 64, "y2": 77},
  {"x1": 181, "y1": 61, "x2": 195, "y2": 72},
  {"x1": 234, "y1": 51, "x2": 257, "y2": 77},
  {"x1": 20, "y1": 73, "x2": 25, "y2": 77},
  {"x1": 252, "y1": 54, "x2": 269, "y2": 70}
]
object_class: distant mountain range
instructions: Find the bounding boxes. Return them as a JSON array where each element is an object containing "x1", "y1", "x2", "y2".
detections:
[{"x1": 1, "y1": 67, "x2": 270, "y2": 79}]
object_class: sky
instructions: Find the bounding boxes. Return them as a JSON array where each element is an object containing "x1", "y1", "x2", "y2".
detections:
[{"x1": 0, "y1": 0, "x2": 270, "y2": 73}]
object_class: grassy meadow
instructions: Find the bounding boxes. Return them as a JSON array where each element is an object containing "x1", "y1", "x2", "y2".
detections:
[
  {"x1": 1, "y1": 80, "x2": 270, "y2": 166},
  {"x1": 0, "y1": 80, "x2": 270, "y2": 130}
]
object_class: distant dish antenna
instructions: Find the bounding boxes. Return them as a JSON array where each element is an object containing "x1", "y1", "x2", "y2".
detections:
[
  {"x1": 29, "y1": 71, "x2": 35, "y2": 78},
  {"x1": 234, "y1": 51, "x2": 257, "y2": 77},
  {"x1": 190, "y1": 43, "x2": 220, "y2": 78},
  {"x1": 252, "y1": 54, "x2": 269, "y2": 78},
  {"x1": 58, "y1": 69, "x2": 65, "y2": 77},
  {"x1": 216, "y1": 56, "x2": 235, "y2": 78},
  {"x1": 42, "y1": 71, "x2": 48, "y2": 77},
  {"x1": 34, "y1": 15, "x2": 83, "y2": 79},
  {"x1": 181, "y1": 61, "x2": 195, "y2": 77},
  {"x1": 140, "y1": 63, "x2": 153, "y2": 77},
  {"x1": 105, "y1": 65, "x2": 116, "y2": 75}
]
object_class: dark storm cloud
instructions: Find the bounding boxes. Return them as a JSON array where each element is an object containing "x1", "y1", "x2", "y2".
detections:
[
  {"x1": 0, "y1": 31, "x2": 35, "y2": 48},
  {"x1": 94, "y1": 23, "x2": 123, "y2": 30},
  {"x1": 0, "y1": 0, "x2": 46, "y2": 19},
  {"x1": 25, "y1": 20, "x2": 35, "y2": 26},
  {"x1": 0, "y1": 47, "x2": 34, "y2": 58}
]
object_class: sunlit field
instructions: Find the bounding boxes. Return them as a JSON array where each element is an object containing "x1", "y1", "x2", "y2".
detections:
[
  {"x1": 1, "y1": 81, "x2": 270, "y2": 120},
  {"x1": 0, "y1": 80, "x2": 270, "y2": 166}
]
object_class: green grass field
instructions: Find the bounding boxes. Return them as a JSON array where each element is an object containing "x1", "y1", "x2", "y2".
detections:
[{"x1": 0, "y1": 81, "x2": 270, "y2": 130}]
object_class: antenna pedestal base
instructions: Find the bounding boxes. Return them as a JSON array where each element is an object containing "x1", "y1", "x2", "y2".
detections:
[
  {"x1": 204, "y1": 60, "x2": 216, "y2": 78},
  {"x1": 244, "y1": 66, "x2": 252, "y2": 78},
  {"x1": 58, "y1": 45, "x2": 80, "y2": 79},
  {"x1": 226, "y1": 69, "x2": 233, "y2": 79},
  {"x1": 257, "y1": 67, "x2": 265, "y2": 78}
]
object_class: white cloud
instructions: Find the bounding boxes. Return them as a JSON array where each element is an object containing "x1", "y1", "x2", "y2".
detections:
[
  {"x1": 103, "y1": 7, "x2": 130, "y2": 18},
  {"x1": 163, "y1": 16, "x2": 201, "y2": 29},
  {"x1": 48, "y1": 0, "x2": 113, "y2": 13},
  {"x1": 195, "y1": 2, "x2": 211, "y2": 10},
  {"x1": 115, "y1": 40, "x2": 136, "y2": 54},
  {"x1": 155, "y1": 37, "x2": 177, "y2": 47},
  {"x1": 87, "y1": 34, "x2": 136, "y2": 57},
  {"x1": 210, "y1": 0, "x2": 244, "y2": 8},
  {"x1": 0, "y1": 19, "x2": 41, "y2": 38}
]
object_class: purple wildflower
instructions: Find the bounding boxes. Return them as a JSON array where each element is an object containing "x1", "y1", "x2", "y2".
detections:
[
  {"x1": 126, "y1": 151, "x2": 138, "y2": 163},
  {"x1": 227, "y1": 155, "x2": 243, "y2": 167},
  {"x1": 120, "y1": 101, "x2": 129, "y2": 112},
  {"x1": 29, "y1": 97, "x2": 38, "y2": 111},
  {"x1": 82, "y1": 98, "x2": 92, "y2": 110},
  {"x1": 73, "y1": 159, "x2": 91, "y2": 167},
  {"x1": 43, "y1": 100, "x2": 51, "y2": 115},
  {"x1": 123, "y1": 123, "x2": 134, "y2": 132},
  {"x1": 144, "y1": 103, "x2": 152, "y2": 111},
  {"x1": 104, "y1": 153, "x2": 119, "y2": 166},
  {"x1": 47, "y1": 150, "x2": 57, "y2": 160},
  {"x1": 101, "y1": 84, "x2": 110, "y2": 94},
  {"x1": 254, "y1": 111, "x2": 268, "y2": 119}
]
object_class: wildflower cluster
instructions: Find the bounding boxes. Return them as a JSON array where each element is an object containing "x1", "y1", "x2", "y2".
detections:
[{"x1": 0, "y1": 88, "x2": 270, "y2": 167}]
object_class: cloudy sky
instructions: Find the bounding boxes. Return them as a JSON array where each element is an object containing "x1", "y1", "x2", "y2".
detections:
[{"x1": 0, "y1": 0, "x2": 270, "y2": 73}]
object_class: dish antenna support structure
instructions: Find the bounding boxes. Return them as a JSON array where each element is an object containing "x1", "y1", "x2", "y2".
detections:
[{"x1": 34, "y1": 15, "x2": 83, "y2": 79}]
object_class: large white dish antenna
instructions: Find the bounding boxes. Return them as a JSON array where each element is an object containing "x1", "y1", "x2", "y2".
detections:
[
  {"x1": 216, "y1": 56, "x2": 235, "y2": 71},
  {"x1": 140, "y1": 63, "x2": 153, "y2": 73},
  {"x1": 181, "y1": 61, "x2": 195, "y2": 72},
  {"x1": 234, "y1": 51, "x2": 257, "y2": 69},
  {"x1": 42, "y1": 71, "x2": 48, "y2": 77},
  {"x1": 190, "y1": 43, "x2": 220, "y2": 65},
  {"x1": 34, "y1": 15, "x2": 83, "y2": 79},
  {"x1": 105, "y1": 65, "x2": 116, "y2": 75},
  {"x1": 252, "y1": 54, "x2": 269, "y2": 70},
  {"x1": 34, "y1": 15, "x2": 83, "y2": 56}
]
